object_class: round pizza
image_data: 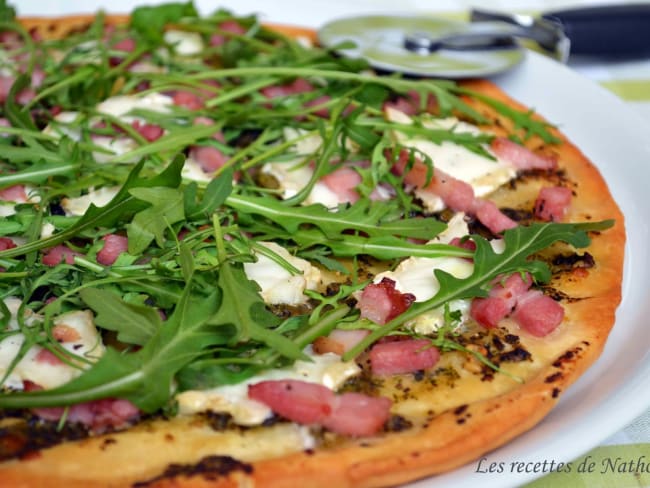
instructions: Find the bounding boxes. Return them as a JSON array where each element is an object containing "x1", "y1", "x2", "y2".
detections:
[{"x1": 0, "y1": 3, "x2": 624, "y2": 487}]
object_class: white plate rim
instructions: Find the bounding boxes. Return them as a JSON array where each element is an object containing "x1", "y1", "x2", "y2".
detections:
[{"x1": 12, "y1": 2, "x2": 650, "y2": 486}]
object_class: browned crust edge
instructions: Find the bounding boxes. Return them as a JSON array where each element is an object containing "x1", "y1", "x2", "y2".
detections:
[{"x1": 0, "y1": 16, "x2": 626, "y2": 488}]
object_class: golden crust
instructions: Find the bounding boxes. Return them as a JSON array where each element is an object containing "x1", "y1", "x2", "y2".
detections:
[{"x1": 0, "y1": 17, "x2": 625, "y2": 488}]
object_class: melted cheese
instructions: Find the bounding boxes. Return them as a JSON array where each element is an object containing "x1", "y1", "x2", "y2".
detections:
[
  {"x1": 243, "y1": 241, "x2": 321, "y2": 305},
  {"x1": 262, "y1": 128, "x2": 356, "y2": 208},
  {"x1": 181, "y1": 156, "x2": 212, "y2": 182},
  {"x1": 96, "y1": 93, "x2": 173, "y2": 120},
  {"x1": 0, "y1": 298, "x2": 105, "y2": 390},
  {"x1": 376, "y1": 213, "x2": 473, "y2": 334},
  {"x1": 61, "y1": 186, "x2": 120, "y2": 217},
  {"x1": 45, "y1": 93, "x2": 173, "y2": 164},
  {"x1": 164, "y1": 30, "x2": 205, "y2": 56},
  {"x1": 176, "y1": 350, "x2": 360, "y2": 425}
]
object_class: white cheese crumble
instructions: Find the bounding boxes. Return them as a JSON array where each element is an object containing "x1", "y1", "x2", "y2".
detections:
[
  {"x1": 262, "y1": 128, "x2": 357, "y2": 208},
  {"x1": 263, "y1": 160, "x2": 341, "y2": 208},
  {"x1": 175, "y1": 350, "x2": 360, "y2": 426},
  {"x1": 96, "y1": 93, "x2": 173, "y2": 121},
  {"x1": 0, "y1": 184, "x2": 39, "y2": 217},
  {"x1": 0, "y1": 298, "x2": 105, "y2": 390},
  {"x1": 243, "y1": 241, "x2": 321, "y2": 305},
  {"x1": 164, "y1": 30, "x2": 205, "y2": 56},
  {"x1": 45, "y1": 93, "x2": 173, "y2": 164},
  {"x1": 181, "y1": 156, "x2": 212, "y2": 183},
  {"x1": 61, "y1": 186, "x2": 120, "y2": 217},
  {"x1": 40, "y1": 222, "x2": 56, "y2": 239},
  {"x1": 386, "y1": 108, "x2": 517, "y2": 212},
  {"x1": 375, "y1": 213, "x2": 473, "y2": 334}
]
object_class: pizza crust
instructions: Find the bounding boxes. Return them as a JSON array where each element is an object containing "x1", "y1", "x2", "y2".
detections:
[{"x1": 0, "y1": 18, "x2": 625, "y2": 488}]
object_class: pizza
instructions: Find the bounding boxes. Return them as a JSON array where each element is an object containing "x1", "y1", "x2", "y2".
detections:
[{"x1": 0, "y1": 3, "x2": 625, "y2": 487}]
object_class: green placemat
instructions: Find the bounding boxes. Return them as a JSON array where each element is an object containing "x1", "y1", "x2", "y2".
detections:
[{"x1": 525, "y1": 443, "x2": 650, "y2": 488}]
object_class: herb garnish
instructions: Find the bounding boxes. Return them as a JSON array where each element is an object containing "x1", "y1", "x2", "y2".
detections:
[{"x1": 0, "y1": 3, "x2": 612, "y2": 416}]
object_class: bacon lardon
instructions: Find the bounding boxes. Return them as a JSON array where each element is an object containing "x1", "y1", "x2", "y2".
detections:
[
  {"x1": 0, "y1": 236, "x2": 16, "y2": 251},
  {"x1": 471, "y1": 272, "x2": 563, "y2": 336},
  {"x1": 321, "y1": 392, "x2": 392, "y2": 437},
  {"x1": 248, "y1": 380, "x2": 333, "y2": 424},
  {"x1": 42, "y1": 245, "x2": 83, "y2": 267},
  {"x1": 470, "y1": 273, "x2": 533, "y2": 328},
  {"x1": 248, "y1": 379, "x2": 392, "y2": 436},
  {"x1": 511, "y1": 290, "x2": 565, "y2": 337},
  {"x1": 210, "y1": 20, "x2": 247, "y2": 46},
  {"x1": 312, "y1": 329, "x2": 370, "y2": 356},
  {"x1": 358, "y1": 277, "x2": 416, "y2": 325},
  {"x1": 534, "y1": 186, "x2": 573, "y2": 222},
  {"x1": 96, "y1": 234, "x2": 129, "y2": 266},
  {"x1": 320, "y1": 166, "x2": 362, "y2": 204},
  {"x1": 369, "y1": 339, "x2": 440, "y2": 376},
  {"x1": 22, "y1": 381, "x2": 140, "y2": 433},
  {"x1": 190, "y1": 145, "x2": 229, "y2": 173},
  {"x1": 131, "y1": 120, "x2": 164, "y2": 142},
  {"x1": 392, "y1": 149, "x2": 516, "y2": 234},
  {"x1": 0, "y1": 184, "x2": 28, "y2": 202},
  {"x1": 490, "y1": 137, "x2": 558, "y2": 171}
]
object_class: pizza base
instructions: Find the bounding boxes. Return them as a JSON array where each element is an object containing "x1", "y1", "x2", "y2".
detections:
[{"x1": 0, "y1": 17, "x2": 625, "y2": 488}]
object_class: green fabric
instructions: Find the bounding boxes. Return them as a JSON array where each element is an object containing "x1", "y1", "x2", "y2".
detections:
[
  {"x1": 525, "y1": 443, "x2": 650, "y2": 488},
  {"x1": 599, "y1": 81, "x2": 650, "y2": 102}
]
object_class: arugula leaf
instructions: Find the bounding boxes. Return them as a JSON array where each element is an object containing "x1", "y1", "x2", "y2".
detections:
[
  {"x1": 127, "y1": 187, "x2": 185, "y2": 254},
  {"x1": 184, "y1": 169, "x2": 233, "y2": 220},
  {"x1": 209, "y1": 261, "x2": 307, "y2": 361},
  {"x1": 0, "y1": 1, "x2": 15, "y2": 22},
  {"x1": 227, "y1": 195, "x2": 445, "y2": 241},
  {"x1": 79, "y1": 288, "x2": 161, "y2": 345},
  {"x1": 344, "y1": 220, "x2": 614, "y2": 360},
  {"x1": 456, "y1": 88, "x2": 561, "y2": 144},
  {"x1": 0, "y1": 280, "x2": 218, "y2": 411},
  {"x1": 0, "y1": 157, "x2": 185, "y2": 259},
  {"x1": 130, "y1": 2, "x2": 198, "y2": 44}
]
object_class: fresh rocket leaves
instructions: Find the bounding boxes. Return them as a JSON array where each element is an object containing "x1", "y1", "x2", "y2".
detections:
[
  {"x1": 227, "y1": 195, "x2": 445, "y2": 241},
  {"x1": 130, "y1": 2, "x2": 199, "y2": 45},
  {"x1": 343, "y1": 220, "x2": 614, "y2": 359},
  {"x1": 0, "y1": 4, "x2": 615, "y2": 415},
  {"x1": 0, "y1": 157, "x2": 184, "y2": 259},
  {"x1": 79, "y1": 288, "x2": 161, "y2": 345},
  {"x1": 126, "y1": 187, "x2": 185, "y2": 254}
]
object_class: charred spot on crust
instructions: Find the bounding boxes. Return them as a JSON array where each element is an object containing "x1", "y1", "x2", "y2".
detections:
[
  {"x1": 552, "y1": 347, "x2": 583, "y2": 368},
  {"x1": 0, "y1": 418, "x2": 90, "y2": 461},
  {"x1": 545, "y1": 372, "x2": 563, "y2": 383},
  {"x1": 552, "y1": 388, "x2": 561, "y2": 398},
  {"x1": 384, "y1": 414, "x2": 413, "y2": 432},
  {"x1": 339, "y1": 372, "x2": 385, "y2": 397},
  {"x1": 466, "y1": 216, "x2": 497, "y2": 240},
  {"x1": 501, "y1": 207, "x2": 534, "y2": 222},
  {"x1": 498, "y1": 347, "x2": 532, "y2": 363},
  {"x1": 551, "y1": 252, "x2": 595, "y2": 272},
  {"x1": 453, "y1": 404, "x2": 468, "y2": 416},
  {"x1": 133, "y1": 455, "x2": 253, "y2": 487},
  {"x1": 201, "y1": 411, "x2": 237, "y2": 431},
  {"x1": 504, "y1": 334, "x2": 520, "y2": 345},
  {"x1": 542, "y1": 286, "x2": 579, "y2": 303},
  {"x1": 100, "y1": 437, "x2": 117, "y2": 450}
]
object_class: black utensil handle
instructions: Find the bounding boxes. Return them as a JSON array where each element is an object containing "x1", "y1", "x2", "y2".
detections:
[{"x1": 542, "y1": 3, "x2": 650, "y2": 57}]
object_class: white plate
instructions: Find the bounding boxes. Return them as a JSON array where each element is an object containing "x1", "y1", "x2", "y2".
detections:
[
  {"x1": 15, "y1": 2, "x2": 650, "y2": 486},
  {"x1": 408, "y1": 51, "x2": 650, "y2": 487}
]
